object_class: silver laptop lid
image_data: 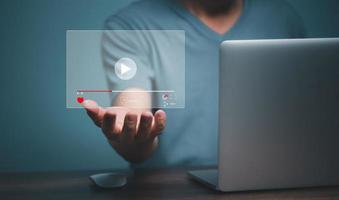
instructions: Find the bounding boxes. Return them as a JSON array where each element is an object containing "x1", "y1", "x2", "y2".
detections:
[{"x1": 218, "y1": 38, "x2": 339, "y2": 191}]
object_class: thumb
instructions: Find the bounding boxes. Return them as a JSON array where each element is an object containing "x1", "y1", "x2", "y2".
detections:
[{"x1": 82, "y1": 99, "x2": 106, "y2": 127}]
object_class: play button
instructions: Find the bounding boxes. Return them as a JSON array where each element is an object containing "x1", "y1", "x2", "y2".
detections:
[
  {"x1": 120, "y1": 63, "x2": 131, "y2": 75},
  {"x1": 114, "y1": 57, "x2": 137, "y2": 80}
]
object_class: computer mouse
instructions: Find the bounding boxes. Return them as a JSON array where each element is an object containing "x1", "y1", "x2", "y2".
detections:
[{"x1": 89, "y1": 173, "x2": 127, "y2": 188}]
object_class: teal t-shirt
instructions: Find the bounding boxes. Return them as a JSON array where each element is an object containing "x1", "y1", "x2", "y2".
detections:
[{"x1": 103, "y1": 0, "x2": 306, "y2": 167}]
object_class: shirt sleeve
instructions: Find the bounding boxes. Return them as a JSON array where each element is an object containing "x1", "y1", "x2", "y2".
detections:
[{"x1": 101, "y1": 16, "x2": 154, "y2": 102}]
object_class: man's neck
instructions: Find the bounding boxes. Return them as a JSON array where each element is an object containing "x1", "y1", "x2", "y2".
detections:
[{"x1": 182, "y1": 0, "x2": 243, "y2": 35}]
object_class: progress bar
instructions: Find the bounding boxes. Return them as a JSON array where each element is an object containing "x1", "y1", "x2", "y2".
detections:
[{"x1": 77, "y1": 90, "x2": 175, "y2": 93}]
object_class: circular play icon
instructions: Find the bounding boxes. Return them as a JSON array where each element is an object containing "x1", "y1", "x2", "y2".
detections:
[{"x1": 114, "y1": 57, "x2": 137, "y2": 80}]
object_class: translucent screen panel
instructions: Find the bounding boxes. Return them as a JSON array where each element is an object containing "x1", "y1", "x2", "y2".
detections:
[{"x1": 66, "y1": 30, "x2": 185, "y2": 108}]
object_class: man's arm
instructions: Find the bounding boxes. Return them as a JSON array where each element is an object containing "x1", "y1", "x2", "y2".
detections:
[{"x1": 83, "y1": 88, "x2": 166, "y2": 163}]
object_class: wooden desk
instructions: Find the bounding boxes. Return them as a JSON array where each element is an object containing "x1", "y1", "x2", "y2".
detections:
[{"x1": 1, "y1": 168, "x2": 339, "y2": 200}]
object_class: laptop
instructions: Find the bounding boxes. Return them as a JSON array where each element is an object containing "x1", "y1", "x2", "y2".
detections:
[{"x1": 188, "y1": 38, "x2": 339, "y2": 192}]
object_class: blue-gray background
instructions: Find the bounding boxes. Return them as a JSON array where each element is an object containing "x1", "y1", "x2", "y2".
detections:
[{"x1": 1, "y1": 0, "x2": 339, "y2": 172}]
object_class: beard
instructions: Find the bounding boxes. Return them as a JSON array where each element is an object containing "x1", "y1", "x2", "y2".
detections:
[{"x1": 193, "y1": 0, "x2": 238, "y2": 16}]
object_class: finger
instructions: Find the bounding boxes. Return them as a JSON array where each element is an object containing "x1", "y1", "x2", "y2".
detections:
[
  {"x1": 113, "y1": 107, "x2": 129, "y2": 131},
  {"x1": 102, "y1": 109, "x2": 119, "y2": 141},
  {"x1": 151, "y1": 110, "x2": 166, "y2": 138},
  {"x1": 136, "y1": 111, "x2": 153, "y2": 142},
  {"x1": 82, "y1": 100, "x2": 106, "y2": 127},
  {"x1": 121, "y1": 112, "x2": 138, "y2": 145}
]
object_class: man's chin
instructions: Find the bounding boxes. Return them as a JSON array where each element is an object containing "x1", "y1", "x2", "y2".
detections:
[{"x1": 194, "y1": 0, "x2": 237, "y2": 16}]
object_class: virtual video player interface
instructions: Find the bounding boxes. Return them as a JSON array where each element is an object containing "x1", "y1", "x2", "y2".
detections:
[{"x1": 66, "y1": 30, "x2": 185, "y2": 108}]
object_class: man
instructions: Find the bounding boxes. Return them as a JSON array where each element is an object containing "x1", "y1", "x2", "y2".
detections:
[{"x1": 83, "y1": 0, "x2": 305, "y2": 167}]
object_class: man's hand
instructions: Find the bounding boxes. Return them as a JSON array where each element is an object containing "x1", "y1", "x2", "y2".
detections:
[{"x1": 82, "y1": 100, "x2": 166, "y2": 163}]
